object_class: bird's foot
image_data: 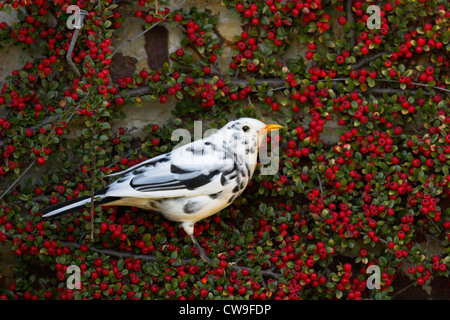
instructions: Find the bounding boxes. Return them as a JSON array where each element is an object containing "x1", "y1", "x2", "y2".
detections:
[{"x1": 199, "y1": 250, "x2": 210, "y2": 264}]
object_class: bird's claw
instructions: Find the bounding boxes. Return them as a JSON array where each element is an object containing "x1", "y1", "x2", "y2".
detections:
[{"x1": 199, "y1": 254, "x2": 210, "y2": 264}]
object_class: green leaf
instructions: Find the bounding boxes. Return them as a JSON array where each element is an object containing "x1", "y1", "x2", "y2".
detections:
[
  {"x1": 49, "y1": 81, "x2": 59, "y2": 91},
  {"x1": 100, "y1": 122, "x2": 111, "y2": 129},
  {"x1": 47, "y1": 90, "x2": 58, "y2": 100},
  {"x1": 343, "y1": 23, "x2": 350, "y2": 33}
]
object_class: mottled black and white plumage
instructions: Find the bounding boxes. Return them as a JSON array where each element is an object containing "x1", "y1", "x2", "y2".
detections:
[{"x1": 40, "y1": 118, "x2": 282, "y2": 262}]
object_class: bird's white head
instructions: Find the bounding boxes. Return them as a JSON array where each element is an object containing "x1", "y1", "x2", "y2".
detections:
[
  {"x1": 221, "y1": 117, "x2": 282, "y2": 145},
  {"x1": 213, "y1": 118, "x2": 282, "y2": 164}
]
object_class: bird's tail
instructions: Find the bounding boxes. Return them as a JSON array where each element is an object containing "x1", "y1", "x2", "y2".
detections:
[{"x1": 40, "y1": 188, "x2": 120, "y2": 218}]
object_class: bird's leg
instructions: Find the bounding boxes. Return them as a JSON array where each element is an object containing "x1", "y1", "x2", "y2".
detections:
[
  {"x1": 181, "y1": 222, "x2": 210, "y2": 264},
  {"x1": 189, "y1": 233, "x2": 210, "y2": 264}
]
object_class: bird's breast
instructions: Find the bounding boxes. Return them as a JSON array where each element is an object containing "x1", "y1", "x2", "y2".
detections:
[{"x1": 158, "y1": 194, "x2": 231, "y2": 223}]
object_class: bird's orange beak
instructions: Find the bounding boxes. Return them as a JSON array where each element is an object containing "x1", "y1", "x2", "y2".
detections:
[{"x1": 263, "y1": 124, "x2": 283, "y2": 133}]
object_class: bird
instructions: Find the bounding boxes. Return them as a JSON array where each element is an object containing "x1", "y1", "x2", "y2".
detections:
[{"x1": 40, "y1": 118, "x2": 283, "y2": 263}]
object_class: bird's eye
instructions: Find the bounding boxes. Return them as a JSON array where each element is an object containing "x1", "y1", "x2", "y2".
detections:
[{"x1": 242, "y1": 126, "x2": 250, "y2": 132}]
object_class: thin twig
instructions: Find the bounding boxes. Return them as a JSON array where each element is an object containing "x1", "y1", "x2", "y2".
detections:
[
  {"x1": 351, "y1": 52, "x2": 388, "y2": 70},
  {"x1": 390, "y1": 282, "x2": 416, "y2": 299},
  {"x1": 428, "y1": 218, "x2": 442, "y2": 233},
  {"x1": 125, "y1": 78, "x2": 287, "y2": 97},
  {"x1": 231, "y1": 264, "x2": 281, "y2": 279},
  {"x1": 89, "y1": 150, "x2": 96, "y2": 240},
  {"x1": 60, "y1": 240, "x2": 159, "y2": 261},
  {"x1": 110, "y1": 0, "x2": 187, "y2": 59},
  {"x1": 374, "y1": 78, "x2": 450, "y2": 94},
  {"x1": 59, "y1": 239, "x2": 282, "y2": 277},
  {"x1": 316, "y1": 173, "x2": 324, "y2": 194},
  {"x1": 124, "y1": 76, "x2": 443, "y2": 99},
  {"x1": 66, "y1": 12, "x2": 88, "y2": 76},
  {"x1": 0, "y1": 160, "x2": 36, "y2": 201},
  {"x1": 345, "y1": 0, "x2": 356, "y2": 48}
]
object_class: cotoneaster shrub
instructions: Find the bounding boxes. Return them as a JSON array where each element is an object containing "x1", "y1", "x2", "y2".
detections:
[{"x1": 0, "y1": 0, "x2": 449, "y2": 300}]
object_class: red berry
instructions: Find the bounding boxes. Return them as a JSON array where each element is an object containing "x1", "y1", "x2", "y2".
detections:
[
  {"x1": 152, "y1": 138, "x2": 160, "y2": 146},
  {"x1": 336, "y1": 55, "x2": 344, "y2": 64},
  {"x1": 337, "y1": 16, "x2": 347, "y2": 25},
  {"x1": 412, "y1": 159, "x2": 421, "y2": 168},
  {"x1": 393, "y1": 126, "x2": 402, "y2": 135},
  {"x1": 139, "y1": 70, "x2": 149, "y2": 78},
  {"x1": 200, "y1": 289, "x2": 208, "y2": 298},
  {"x1": 160, "y1": 95, "x2": 168, "y2": 103},
  {"x1": 360, "y1": 248, "x2": 368, "y2": 257}
]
